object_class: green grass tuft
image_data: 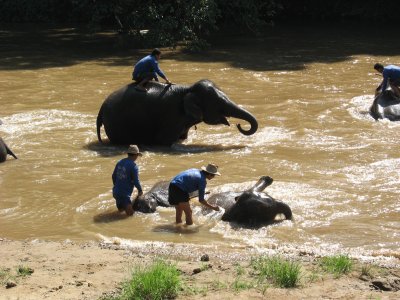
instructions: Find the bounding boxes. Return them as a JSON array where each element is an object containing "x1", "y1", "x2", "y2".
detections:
[
  {"x1": 118, "y1": 259, "x2": 181, "y2": 300},
  {"x1": 251, "y1": 255, "x2": 301, "y2": 288},
  {"x1": 319, "y1": 255, "x2": 352, "y2": 277}
]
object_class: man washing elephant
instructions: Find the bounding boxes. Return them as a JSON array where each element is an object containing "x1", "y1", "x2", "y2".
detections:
[
  {"x1": 132, "y1": 48, "x2": 171, "y2": 92},
  {"x1": 168, "y1": 164, "x2": 221, "y2": 225},
  {"x1": 112, "y1": 145, "x2": 144, "y2": 216}
]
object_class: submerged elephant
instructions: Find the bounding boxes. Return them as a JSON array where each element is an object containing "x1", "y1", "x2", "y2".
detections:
[
  {"x1": 134, "y1": 176, "x2": 292, "y2": 227},
  {"x1": 369, "y1": 90, "x2": 400, "y2": 121},
  {"x1": 0, "y1": 137, "x2": 18, "y2": 163},
  {"x1": 97, "y1": 79, "x2": 258, "y2": 146},
  {"x1": 206, "y1": 176, "x2": 292, "y2": 226},
  {"x1": 133, "y1": 181, "x2": 171, "y2": 213}
]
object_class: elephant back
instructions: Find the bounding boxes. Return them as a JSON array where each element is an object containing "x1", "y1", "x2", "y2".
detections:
[
  {"x1": 145, "y1": 181, "x2": 172, "y2": 207},
  {"x1": 206, "y1": 191, "x2": 239, "y2": 209},
  {"x1": 99, "y1": 82, "x2": 188, "y2": 145}
]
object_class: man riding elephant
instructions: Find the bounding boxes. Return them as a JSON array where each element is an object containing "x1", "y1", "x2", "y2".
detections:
[{"x1": 374, "y1": 63, "x2": 400, "y2": 97}]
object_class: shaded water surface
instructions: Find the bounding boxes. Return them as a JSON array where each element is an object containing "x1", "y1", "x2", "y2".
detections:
[{"x1": 1, "y1": 24, "x2": 399, "y2": 262}]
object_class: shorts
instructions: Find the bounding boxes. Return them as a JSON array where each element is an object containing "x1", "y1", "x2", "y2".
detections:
[
  {"x1": 168, "y1": 183, "x2": 189, "y2": 205},
  {"x1": 133, "y1": 71, "x2": 156, "y2": 82},
  {"x1": 113, "y1": 193, "x2": 131, "y2": 210}
]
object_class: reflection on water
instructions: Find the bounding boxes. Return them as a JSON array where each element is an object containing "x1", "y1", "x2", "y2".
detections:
[{"x1": 1, "y1": 24, "x2": 400, "y2": 263}]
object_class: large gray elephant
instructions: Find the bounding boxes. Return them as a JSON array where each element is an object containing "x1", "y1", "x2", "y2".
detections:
[
  {"x1": 97, "y1": 79, "x2": 258, "y2": 145},
  {"x1": 370, "y1": 90, "x2": 400, "y2": 120},
  {"x1": 0, "y1": 137, "x2": 18, "y2": 163},
  {"x1": 134, "y1": 176, "x2": 292, "y2": 227}
]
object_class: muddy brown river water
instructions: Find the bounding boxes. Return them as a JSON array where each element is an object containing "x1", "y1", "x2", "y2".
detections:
[{"x1": 0, "y1": 24, "x2": 399, "y2": 263}]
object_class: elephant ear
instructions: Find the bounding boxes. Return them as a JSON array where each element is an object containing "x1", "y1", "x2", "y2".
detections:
[{"x1": 183, "y1": 92, "x2": 203, "y2": 121}]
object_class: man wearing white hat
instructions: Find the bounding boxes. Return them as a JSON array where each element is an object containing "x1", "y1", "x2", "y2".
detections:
[
  {"x1": 168, "y1": 163, "x2": 220, "y2": 225},
  {"x1": 112, "y1": 145, "x2": 143, "y2": 216}
]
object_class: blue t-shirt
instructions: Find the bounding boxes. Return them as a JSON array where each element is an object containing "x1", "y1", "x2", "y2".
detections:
[
  {"x1": 133, "y1": 54, "x2": 166, "y2": 81},
  {"x1": 170, "y1": 169, "x2": 207, "y2": 201},
  {"x1": 112, "y1": 158, "x2": 142, "y2": 197},
  {"x1": 381, "y1": 65, "x2": 400, "y2": 92}
]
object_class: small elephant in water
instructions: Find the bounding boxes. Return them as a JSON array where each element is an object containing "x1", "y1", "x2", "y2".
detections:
[
  {"x1": 97, "y1": 79, "x2": 258, "y2": 146},
  {"x1": 0, "y1": 137, "x2": 17, "y2": 163},
  {"x1": 206, "y1": 176, "x2": 292, "y2": 226},
  {"x1": 369, "y1": 90, "x2": 400, "y2": 121}
]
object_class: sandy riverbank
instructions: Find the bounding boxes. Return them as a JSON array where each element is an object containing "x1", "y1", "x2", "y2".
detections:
[{"x1": 1, "y1": 237, "x2": 399, "y2": 300}]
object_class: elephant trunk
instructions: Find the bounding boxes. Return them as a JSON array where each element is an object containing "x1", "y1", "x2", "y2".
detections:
[
  {"x1": 280, "y1": 202, "x2": 292, "y2": 220},
  {"x1": 226, "y1": 104, "x2": 258, "y2": 136}
]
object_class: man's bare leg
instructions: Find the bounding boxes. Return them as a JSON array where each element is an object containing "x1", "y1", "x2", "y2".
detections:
[
  {"x1": 124, "y1": 204, "x2": 134, "y2": 216},
  {"x1": 175, "y1": 205, "x2": 183, "y2": 224},
  {"x1": 178, "y1": 202, "x2": 193, "y2": 225}
]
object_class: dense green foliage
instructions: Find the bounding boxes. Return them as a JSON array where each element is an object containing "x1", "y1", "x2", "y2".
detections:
[{"x1": 0, "y1": 0, "x2": 396, "y2": 49}]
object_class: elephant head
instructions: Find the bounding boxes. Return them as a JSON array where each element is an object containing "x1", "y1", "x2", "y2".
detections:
[
  {"x1": 221, "y1": 191, "x2": 292, "y2": 226},
  {"x1": 132, "y1": 181, "x2": 172, "y2": 213},
  {"x1": 133, "y1": 195, "x2": 157, "y2": 213},
  {"x1": 205, "y1": 176, "x2": 292, "y2": 227},
  {"x1": 183, "y1": 80, "x2": 258, "y2": 136}
]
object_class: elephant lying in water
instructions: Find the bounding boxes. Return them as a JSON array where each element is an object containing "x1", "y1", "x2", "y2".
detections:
[
  {"x1": 369, "y1": 90, "x2": 400, "y2": 121},
  {"x1": 0, "y1": 137, "x2": 17, "y2": 163},
  {"x1": 134, "y1": 176, "x2": 292, "y2": 227},
  {"x1": 205, "y1": 176, "x2": 292, "y2": 226},
  {"x1": 97, "y1": 79, "x2": 258, "y2": 146}
]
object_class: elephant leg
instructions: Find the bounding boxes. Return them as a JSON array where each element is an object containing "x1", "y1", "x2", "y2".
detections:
[{"x1": 155, "y1": 120, "x2": 189, "y2": 145}]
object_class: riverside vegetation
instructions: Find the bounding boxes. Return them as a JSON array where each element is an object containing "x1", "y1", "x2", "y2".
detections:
[{"x1": 96, "y1": 254, "x2": 393, "y2": 299}]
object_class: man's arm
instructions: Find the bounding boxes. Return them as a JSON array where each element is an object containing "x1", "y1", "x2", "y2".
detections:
[
  {"x1": 380, "y1": 70, "x2": 389, "y2": 92},
  {"x1": 131, "y1": 165, "x2": 143, "y2": 195},
  {"x1": 151, "y1": 57, "x2": 170, "y2": 83},
  {"x1": 199, "y1": 199, "x2": 220, "y2": 211}
]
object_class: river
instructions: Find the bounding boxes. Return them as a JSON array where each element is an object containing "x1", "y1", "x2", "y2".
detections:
[{"x1": 0, "y1": 23, "x2": 399, "y2": 263}]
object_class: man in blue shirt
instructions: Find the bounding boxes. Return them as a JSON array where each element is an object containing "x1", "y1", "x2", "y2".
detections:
[
  {"x1": 112, "y1": 145, "x2": 143, "y2": 216},
  {"x1": 168, "y1": 164, "x2": 221, "y2": 225},
  {"x1": 374, "y1": 63, "x2": 400, "y2": 97},
  {"x1": 132, "y1": 48, "x2": 171, "y2": 92}
]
